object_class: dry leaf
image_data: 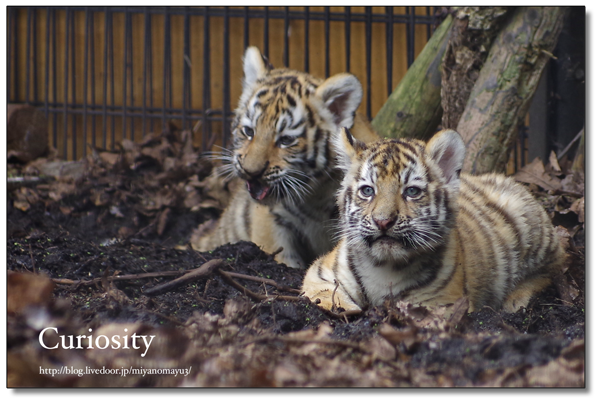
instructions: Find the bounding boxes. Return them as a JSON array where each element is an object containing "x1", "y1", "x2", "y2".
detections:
[
  {"x1": 13, "y1": 200, "x2": 31, "y2": 212},
  {"x1": 98, "y1": 151, "x2": 120, "y2": 166},
  {"x1": 548, "y1": 150, "x2": 562, "y2": 173},
  {"x1": 157, "y1": 207, "x2": 171, "y2": 236},
  {"x1": 378, "y1": 323, "x2": 418, "y2": 348},
  {"x1": 7, "y1": 271, "x2": 55, "y2": 315},
  {"x1": 569, "y1": 197, "x2": 585, "y2": 223},
  {"x1": 513, "y1": 157, "x2": 561, "y2": 191}
]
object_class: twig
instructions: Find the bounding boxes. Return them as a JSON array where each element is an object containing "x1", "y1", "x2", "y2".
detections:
[
  {"x1": 557, "y1": 128, "x2": 584, "y2": 161},
  {"x1": 270, "y1": 246, "x2": 284, "y2": 258},
  {"x1": 217, "y1": 269, "x2": 304, "y2": 302},
  {"x1": 51, "y1": 269, "x2": 190, "y2": 286},
  {"x1": 28, "y1": 244, "x2": 36, "y2": 273},
  {"x1": 541, "y1": 49, "x2": 558, "y2": 60},
  {"x1": 226, "y1": 271, "x2": 301, "y2": 294},
  {"x1": 143, "y1": 259, "x2": 224, "y2": 295}
]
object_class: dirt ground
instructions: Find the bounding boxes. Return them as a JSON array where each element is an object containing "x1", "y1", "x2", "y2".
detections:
[{"x1": 6, "y1": 129, "x2": 585, "y2": 387}]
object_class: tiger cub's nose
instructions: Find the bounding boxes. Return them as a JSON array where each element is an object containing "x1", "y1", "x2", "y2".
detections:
[{"x1": 373, "y1": 216, "x2": 397, "y2": 231}]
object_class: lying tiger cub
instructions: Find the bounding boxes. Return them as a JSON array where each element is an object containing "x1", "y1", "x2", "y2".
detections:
[
  {"x1": 191, "y1": 47, "x2": 379, "y2": 268},
  {"x1": 302, "y1": 128, "x2": 566, "y2": 313}
]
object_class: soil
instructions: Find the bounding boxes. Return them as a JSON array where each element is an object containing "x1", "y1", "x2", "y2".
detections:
[{"x1": 6, "y1": 129, "x2": 585, "y2": 387}]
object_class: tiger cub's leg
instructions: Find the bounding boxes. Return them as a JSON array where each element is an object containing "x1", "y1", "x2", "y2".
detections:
[
  {"x1": 302, "y1": 246, "x2": 363, "y2": 312},
  {"x1": 503, "y1": 275, "x2": 553, "y2": 313}
]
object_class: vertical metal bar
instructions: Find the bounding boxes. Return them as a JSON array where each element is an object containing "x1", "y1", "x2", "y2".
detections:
[
  {"x1": 26, "y1": 7, "x2": 32, "y2": 104},
  {"x1": 44, "y1": 7, "x2": 51, "y2": 121},
  {"x1": 283, "y1": 7, "x2": 289, "y2": 67},
  {"x1": 324, "y1": 6, "x2": 330, "y2": 77},
  {"x1": 122, "y1": 9, "x2": 129, "y2": 142},
  {"x1": 304, "y1": 7, "x2": 310, "y2": 72},
  {"x1": 222, "y1": 6, "x2": 231, "y2": 148},
  {"x1": 406, "y1": 6, "x2": 415, "y2": 68},
  {"x1": 63, "y1": 8, "x2": 70, "y2": 158},
  {"x1": 70, "y1": 9, "x2": 77, "y2": 159},
  {"x1": 102, "y1": 7, "x2": 109, "y2": 150},
  {"x1": 128, "y1": 12, "x2": 134, "y2": 140},
  {"x1": 426, "y1": 6, "x2": 432, "y2": 39},
  {"x1": 365, "y1": 6, "x2": 372, "y2": 120},
  {"x1": 142, "y1": 7, "x2": 149, "y2": 136},
  {"x1": 83, "y1": 7, "x2": 90, "y2": 156},
  {"x1": 162, "y1": 8, "x2": 170, "y2": 130},
  {"x1": 263, "y1": 7, "x2": 269, "y2": 58},
  {"x1": 90, "y1": 9, "x2": 96, "y2": 149},
  {"x1": 11, "y1": 8, "x2": 20, "y2": 102},
  {"x1": 345, "y1": 7, "x2": 351, "y2": 72},
  {"x1": 51, "y1": 8, "x2": 57, "y2": 149},
  {"x1": 7, "y1": 8, "x2": 12, "y2": 101},
  {"x1": 386, "y1": 7, "x2": 393, "y2": 96},
  {"x1": 202, "y1": 6, "x2": 211, "y2": 150},
  {"x1": 110, "y1": 10, "x2": 116, "y2": 149},
  {"x1": 33, "y1": 9, "x2": 39, "y2": 103},
  {"x1": 183, "y1": 8, "x2": 190, "y2": 132},
  {"x1": 243, "y1": 7, "x2": 249, "y2": 50}
]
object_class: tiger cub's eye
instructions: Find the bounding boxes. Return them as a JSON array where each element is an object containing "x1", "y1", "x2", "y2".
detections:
[
  {"x1": 278, "y1": 135, "x2": 296, "y2": 147},
  {"x1": 405, "y1": 186, "x2": 422, "y2": 198},
  {"x1": 359, "y1": 185, "x2": 375, "y2": 198},
  {"x1": 241, "y1": 126, "x2": 255, "y2": 139}
]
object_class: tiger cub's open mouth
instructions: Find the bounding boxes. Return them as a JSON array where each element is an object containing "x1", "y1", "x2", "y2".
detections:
[{"x1": 246, "y1": 179, "x2": 271, "y2": 201}]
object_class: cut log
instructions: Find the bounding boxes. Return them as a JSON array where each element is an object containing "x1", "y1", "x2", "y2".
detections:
[
  {"x1": 371, "y1": 15, "x2": 453, "y2": 141},
  {"x1": 7, "y1": 104, "x2": 49, "y2": 163},
  {"x1": 457, "y1": 7, "x2": 565, "y2": 175}
]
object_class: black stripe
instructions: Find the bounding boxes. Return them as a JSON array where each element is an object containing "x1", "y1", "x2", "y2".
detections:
[
  {"x1": 457, "y1": 204, "x2": 503, "y2": 308},
  {"x1": 347, "y1": 251, "x2": 368, "y2": 300},
  {"x1": 286, "y1": 94, "x2": 296, "y2": 108},
  {"x1": 242, "y1": 195, "x2": 252, "y2": 239}
]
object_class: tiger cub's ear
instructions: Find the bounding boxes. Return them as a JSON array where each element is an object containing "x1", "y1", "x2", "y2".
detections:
[
  {"x1": 333, "y1": 127, "x2": 367, "y2": 172},
  {"x1": 315, "y1": 73, "x2": 363, "y2": 128},
  {"x1": 243, "y1": 46, "x2": 271, "y2": 90},
  {"x1": 425, "y1": 130, "x2": 465, "y2": 189}
]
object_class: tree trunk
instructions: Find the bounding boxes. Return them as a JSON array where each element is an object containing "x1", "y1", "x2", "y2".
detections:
[
  {"x1": 457, "y1": 7, "x2": 565, "y2": 175},
  {"x1": 441, "y1": 7, "x2": 510, "y2": 129},
  {"x1": 371, "y1": 15, "x2": 453, "y2": 141}
]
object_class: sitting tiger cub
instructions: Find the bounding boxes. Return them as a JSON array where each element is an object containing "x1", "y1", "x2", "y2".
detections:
[
  {"x1": 302, "y1": 128, "x2": 566, "y2": 312},
  {"x1": 191, "y1": 47, "x2": 379, "y2": 268}
]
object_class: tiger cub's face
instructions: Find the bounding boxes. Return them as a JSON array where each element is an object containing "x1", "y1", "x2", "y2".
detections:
[
  {"x1": 334, "y1": 128, "x2": 465, "y2": 264},
  {"x1": 227, "y1": 47, "x2": 364, "y2": 205}
]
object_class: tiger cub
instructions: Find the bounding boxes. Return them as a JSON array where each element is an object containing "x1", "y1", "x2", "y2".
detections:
[
  {"x1": 191, "y1": 47, "x2": 379, "y2": 268},
  {"x1": 302, "y1": 128, "x2": 565, "y2": 313}
]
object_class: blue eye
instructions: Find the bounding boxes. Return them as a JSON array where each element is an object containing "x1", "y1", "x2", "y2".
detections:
[
  {"x1": 359, "y1": 186, "x2": 375, "y2": 197},
  {"x1": 241, "y1": 126, "x2": 254, "y2": 139},
  {"x1": 405, "y1": 186, "x2": 422, "y2": 197}
]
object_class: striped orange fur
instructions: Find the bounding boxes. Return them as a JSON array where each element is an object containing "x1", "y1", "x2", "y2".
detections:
[
  {"x1": 191, "y1": 47, "x2": 379, "y2": 268},
  {"x1": 302, "y1": 128, "x2": 565, "y2": 312}
]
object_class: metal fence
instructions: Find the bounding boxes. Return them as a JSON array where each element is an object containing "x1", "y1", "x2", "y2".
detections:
[
  {"x1": 7, "y1": 6, "x2": 441, "y2": 160},
  {"x1": 8, "y1": 6, "x2": 585, "y2": 172}
]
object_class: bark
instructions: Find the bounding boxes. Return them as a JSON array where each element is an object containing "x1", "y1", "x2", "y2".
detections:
[
  {"x1": 371, "y1": 15, "x2": 453, "y2": 141},
  {"x1": 457, "y1": 7, "x2": 566, "y2": 175},
  {"x1": 7, "y1": 104, "x2": 49, "y2": 163},
  {"x1": 441, "y1": 7, "x2": 510, "y2": 129}
]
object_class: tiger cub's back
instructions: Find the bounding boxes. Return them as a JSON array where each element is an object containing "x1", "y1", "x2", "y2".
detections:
[
  {"x1": 436, "y1": 172, "x2": 564, "y2": 311},
  {"x1": 302, "y1": 129, "x2": 565, "y2": 312}
]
